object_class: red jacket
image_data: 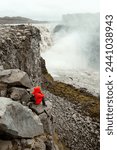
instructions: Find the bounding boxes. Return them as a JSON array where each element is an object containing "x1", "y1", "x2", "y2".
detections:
[{"x1": 32, "y1": 86, "x2": 44, "y2": 105}]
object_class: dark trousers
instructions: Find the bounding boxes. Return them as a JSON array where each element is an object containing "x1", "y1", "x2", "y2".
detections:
[{"x1": 42, "y1": 97, "x2": 46, "y2": 106}]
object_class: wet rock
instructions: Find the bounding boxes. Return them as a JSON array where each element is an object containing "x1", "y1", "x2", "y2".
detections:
[
  {"x1": 0, "y1": 69, "x2": 32, "y2": 88},
  {"x1": 0, "y1": 97, "x2": 44, "y2": 138}
]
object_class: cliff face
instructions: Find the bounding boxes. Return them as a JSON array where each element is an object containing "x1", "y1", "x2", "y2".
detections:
[{"x1": 0, "y1": 25, "x2": 41, "y2": 85}]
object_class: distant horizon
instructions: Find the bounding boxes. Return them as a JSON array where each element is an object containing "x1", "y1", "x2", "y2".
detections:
[{"x1": 0, "y1": 12, "x2": 100, "y2": 22}]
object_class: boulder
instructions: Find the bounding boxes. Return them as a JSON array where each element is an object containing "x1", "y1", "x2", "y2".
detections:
[
  {"x1": 0, "y1": 69, "x2": 32, "y2": 88},
  {"x1": 9, "y1": 87, "x2": 31, "y2": 104},
  {"x1": 29, "y1": 101, "x2": 53, "y2": 135},
  {"x1": 0, "y1": 97, "x2": 44, "y2": 138}
]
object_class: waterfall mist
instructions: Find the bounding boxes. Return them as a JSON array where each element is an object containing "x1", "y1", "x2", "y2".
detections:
[{"x1": 42, "y1": 13, "x2": 100, "y2": 72}]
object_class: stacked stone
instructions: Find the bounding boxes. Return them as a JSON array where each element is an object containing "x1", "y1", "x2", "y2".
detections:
[{"x1": 0, "y1": 68, "x2": 56, "y2": 150}]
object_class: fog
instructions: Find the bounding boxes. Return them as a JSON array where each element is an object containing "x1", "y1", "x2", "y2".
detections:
[
  {"x1": 42, "y1": 13, "x2": 100, "y2": 72},
  {"x1": 0, "y1": 0, "x2": 99, "y2": 21}
]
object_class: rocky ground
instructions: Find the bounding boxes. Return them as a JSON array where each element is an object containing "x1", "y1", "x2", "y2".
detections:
[{"x1": 44, "y1": 90, "x2": 100, "y2": 150}]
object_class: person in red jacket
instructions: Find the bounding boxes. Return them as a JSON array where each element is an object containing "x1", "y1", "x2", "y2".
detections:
[{"x1": 32, "y1": 86, "x2": 46, "y2": 106}]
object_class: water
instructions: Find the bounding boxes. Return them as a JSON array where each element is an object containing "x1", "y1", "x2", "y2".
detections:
[{"x1": 34, "y1": 15, "x2": 100, "y2": 96}]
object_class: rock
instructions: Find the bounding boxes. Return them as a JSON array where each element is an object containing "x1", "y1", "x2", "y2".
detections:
[
  {"x1": 40, "y1": 57, "x2": 48, "y2": 74},
  {"x1": 21, "y1": 139, "x2": 35, "y2": 149},
  {"x1": 0, "y1": 140, "x2": 13, "y2": 150},
  {"x1": 9, "y1": 87, "x2": 31, "y2": 104},
  {"x1": 29, "y1": 101, "x2": 52, "y2": 116},
  {"x1": 0, "y1": 83, "x2": 7, "y2": 97},
  {"x1": 40, "y1": 113, "x2": 53, "y2": 135},
  {"x1": 33, "y1": 138, "x2": 46, "y2": 150},
  {"x1": 0, "y1": 69, "x2": 32, "y2": 88},
  {"x1": 29, "y1": 101, "x2": 53, "y2": 135},
  {"x1": 0, "y1": 69, "x2": 11, "y2": 77},
  {"x1": 26, "y1": 139, "x2": 35, "y2": 148},
  {"x1": 0, "y1": 65, "x2": 4, "y2": 70},
  {"x1": 0, "y1": 25, "x2": 42, "y2": 85},
  {"x1": 0, "y1": 97, "x2": 44, "y2": 138}
]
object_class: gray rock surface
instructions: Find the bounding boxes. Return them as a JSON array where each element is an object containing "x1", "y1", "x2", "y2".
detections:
[
  {"x1": 29, "y1": 101, "x2": 52, "y2": 115},
  {"x1": 29, "y1": 101, "x2": 53, "y2": 135},
  {"x1": 0, "y1": 25, "x2": 42, "y2": 85},
  {"x1": 0, "y1": 97, "x2": 44, "y2": 138},
  {"x1": 0, "y1": 65, "x2": 4, "y2": 70},
  {"x1": 0, "y1": 69, "x2": 11, "y2": 77},
  {"x1": 9, "y1": 87, "x2": 31, "y2": 104},
  {"x1": 0, "y1": 69, "x2": 32, "y2": 88}
]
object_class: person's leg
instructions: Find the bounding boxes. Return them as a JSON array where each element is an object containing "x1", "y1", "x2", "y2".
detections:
[
  {"x1": 42, "y1": 98, "x2": 47, "y2": 106},
  {"x1": 30, "y1": 95, "x2": 35, "y2": 103}
]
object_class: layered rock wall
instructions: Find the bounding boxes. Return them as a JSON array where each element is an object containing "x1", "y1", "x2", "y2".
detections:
[{"x1": 0, "y1": 25, "x2": 41, "y2": 85}]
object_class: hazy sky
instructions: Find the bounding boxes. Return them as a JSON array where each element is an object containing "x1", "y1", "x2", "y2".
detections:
[{"x1": 0, "y1": 0, "x2": 99, "y2": 21}]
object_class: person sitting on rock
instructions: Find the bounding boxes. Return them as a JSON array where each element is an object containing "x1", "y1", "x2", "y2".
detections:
[{"x1": 31, "y1": 86, "x2": 46, "y2": 106}]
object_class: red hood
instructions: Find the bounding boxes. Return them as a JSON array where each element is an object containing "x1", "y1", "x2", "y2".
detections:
[{"x1": 32, "y1": 86, "x2": 41, "y2": 94}]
